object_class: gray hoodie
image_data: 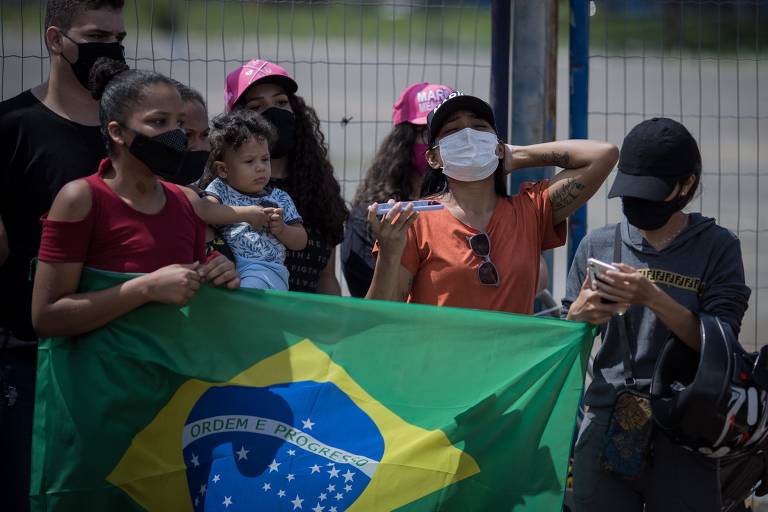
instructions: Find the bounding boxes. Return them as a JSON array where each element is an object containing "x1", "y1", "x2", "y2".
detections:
[{"x1": 562, "y1": 214, "x2": 751, "y2": 409}]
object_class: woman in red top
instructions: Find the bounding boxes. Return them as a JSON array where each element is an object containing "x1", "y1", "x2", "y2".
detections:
[
  {"x1": 366, "y1": 93, "x2": 619, "y2": 314},
  {"x1": 32, "y1": 59, "x2": 269, "y2": 338}
]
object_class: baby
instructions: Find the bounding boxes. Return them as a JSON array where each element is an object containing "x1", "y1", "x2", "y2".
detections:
[{"x1": 202, "y1": 110, "x2": 307, "y2": 290}]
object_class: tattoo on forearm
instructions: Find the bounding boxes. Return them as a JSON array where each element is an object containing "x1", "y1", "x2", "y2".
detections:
[
  {"x1": 550, "y1": 177, "x2": 585, "y2": 211},
  {"x1": 539, "y1": 151, "x2": 571, "y2": 168}
]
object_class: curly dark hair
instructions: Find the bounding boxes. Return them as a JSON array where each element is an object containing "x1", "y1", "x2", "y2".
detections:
[
  {"x1": 278, "y1": 94, "x2": 348, "y2": 245},
  {"x1": 198, "y1": 110, "x2": 276, "y2": 188},
  {"x1": 353, "y1": 123, "x2": 421, "y2": 206}
]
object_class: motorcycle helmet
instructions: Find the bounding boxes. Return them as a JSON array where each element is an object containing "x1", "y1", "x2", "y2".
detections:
[{"x1": 650, "y1": 314, "x2": 768, "y2": 459}]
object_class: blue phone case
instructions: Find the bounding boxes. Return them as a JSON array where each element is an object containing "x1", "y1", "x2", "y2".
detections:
[{"x1": 376, "y1": 201, "x2": 444, "y2": 215}]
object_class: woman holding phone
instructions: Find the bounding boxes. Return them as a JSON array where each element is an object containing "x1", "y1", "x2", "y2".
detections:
[
  {"x1": 343, "y1": 82, "x2": 453, "y2": 297},
  {"x1": 365, "y1": 91, "x2": 618, "y2": 314},
  {"x1": 563, "y1": 117, "x2": 751, "y2": 511}
]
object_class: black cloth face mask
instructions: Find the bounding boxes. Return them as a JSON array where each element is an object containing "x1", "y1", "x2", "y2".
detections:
[
  {"x1": 127, "y1": 128, "x2": 209, "y2": 185},
  {"x1": 622, "y1": 195, "x2": 687, "y2": 231},
  {"x1": 61, "y1": 33, "x2": 126, "y2": 90},
  {"x1": 261, "y1": 107, "x2": 297, "y2": 159}
]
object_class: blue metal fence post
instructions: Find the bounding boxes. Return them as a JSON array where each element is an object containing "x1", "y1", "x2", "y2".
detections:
[
  {"x1": 568, "y1": 0, "x2": 590, "y2": 267},
  {"x1": 498, "y1": 1, "x2": 559, "y2": 295},
  {"x1": 490, "y1": 0, "x2": 511, "y2": 142}
]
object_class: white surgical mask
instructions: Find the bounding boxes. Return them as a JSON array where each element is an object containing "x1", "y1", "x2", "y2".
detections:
[{"x1": 438, "y1": 128, "x2": 500, "y2": 182}]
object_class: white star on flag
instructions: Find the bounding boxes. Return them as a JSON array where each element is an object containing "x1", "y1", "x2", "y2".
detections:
[
  {"x1": 318, "y1": 492, "x2": 327, "y2": 501},
  {"x1": 291, "y1": 495, "x2": 304, "y2": 510},
  {"x1": 312, "y1": 504, "x2": 325, "y2": 512},
  {"x1": 288, "y1": 449, "x2": 296, "y2": 456},
  {"x1": 263, "y1": 483, "x2": 271, "y2": 492},
  {"x1": 194, "y1": 496, "x2": 199, "y2": 507},
  {"x1": 328, "y1": 467, "x2": 340, "y2": 479},
  {"x1": 190, "y1": 453, "x2": 200, "y2": 467},
  {"x1": 269, "y1": 459, "x2": 281, "y2": 473},
  {"x1": 310, "y1": 464, "x2": 321, "y2": 474},
  {"x1": 342, "y1": 469, "x2": 354, "y2": 482},
  {"x1": 326, "y1": 462, "x2": 335, "y2": 466},
  {"x1": 278, "y1": 490, "x2": 286, "y2": 498},
  {"x1": 223, "y1": 496, "x2": 233, "y2": 508},
  {"x1": 329, "y1": 507, "x2": 338, "y2": 512},
  {"x1": 212, "y1": 474, "x2": 221, "y2": 483},
  {"x1": 199, "y1": 483, "x2": 206, "y2": 495},
  {"x1": 344, "y1": 485, "x2": 352, "y2": 492},
  {"x1": 236, "y1": 446, "x2": 249, "y2": 460},
  {"x1": 302, "y1": 418, "x2": 315, "y2": 430},
  {"x1": 334, "y1": 493, "x2": 344, "y2": 501},
  {"x1": 287, "y1": 473, "x2": 296, "y2": 482},
  {"x1": 327, "y1": 484, "x2": 335, "y2": 492}
]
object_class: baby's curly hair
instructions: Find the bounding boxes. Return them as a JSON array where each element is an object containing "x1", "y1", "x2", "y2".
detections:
[{"x1": 199, "y1": 110, "x2": 276, "y2": 188}]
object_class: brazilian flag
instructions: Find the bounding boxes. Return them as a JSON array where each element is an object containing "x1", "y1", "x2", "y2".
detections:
[{"x1": 31, "y1": 268, "x2": 593, "y2": 511}]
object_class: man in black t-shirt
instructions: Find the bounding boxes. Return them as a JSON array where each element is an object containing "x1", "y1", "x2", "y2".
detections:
[{"x1": 0, "y1": 2, "x2": 126, "y2": 509}]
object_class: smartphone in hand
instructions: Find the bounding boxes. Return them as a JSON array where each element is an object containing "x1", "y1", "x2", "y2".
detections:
[
  {"x1": 587, "y1": 257, "x2": 619, "y2": 304},
  {"x1": 376, "y1": 200, "x2": 444, "y2": 215}
]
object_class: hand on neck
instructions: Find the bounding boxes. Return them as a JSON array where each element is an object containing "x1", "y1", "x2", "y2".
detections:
[{"x1": 32, "y1": 60, "x2": 100, "y2": 126}]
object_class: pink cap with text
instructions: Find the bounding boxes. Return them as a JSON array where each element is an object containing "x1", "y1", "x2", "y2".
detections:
[{"x1": 392, "y1": 82, "x2": 455, "y2": 125}]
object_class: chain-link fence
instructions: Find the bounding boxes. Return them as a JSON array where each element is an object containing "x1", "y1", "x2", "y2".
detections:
[
  {"x1": 2, "y1": 0, "x2": 766, "y2": 346},
  {"x1": 0, "y1": 0, "x2": 492, "y2": 202},
  {"x1": 576, "y1": 0, "x2": 767, "y2": 349}
]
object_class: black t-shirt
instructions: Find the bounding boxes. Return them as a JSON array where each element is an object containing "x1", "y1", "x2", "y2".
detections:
[
  {"x1": 0, "y1": 91, "x2": 105, "y2": 340},
  {"x1": 270, "y1": 178, "x2": 334, "y2": 293},
  {"x1": 341, "y1": 203, "x2": 375, "y2": 298}
]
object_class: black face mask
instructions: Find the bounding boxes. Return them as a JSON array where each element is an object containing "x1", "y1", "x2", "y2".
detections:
[
  {"x1": 61, "y1": 33, "x2": 126, "y2": 90},
  {"x1": 261, "y1": 107, "x2": 297, "y2": 159},
  {"x1": 177, "y1": 150, "x2": 211, "y2": 186},
  {"x1": 127, "y1": 128, "x2": 208, "y2": 185},
  {"x1": 622, "y1": 195, "x2": 687, "y2": 231}
]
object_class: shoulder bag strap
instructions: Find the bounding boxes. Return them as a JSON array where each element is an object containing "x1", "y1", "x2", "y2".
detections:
[{"x1": 612, "y1": 222, "x2": 636, "y2": 388}]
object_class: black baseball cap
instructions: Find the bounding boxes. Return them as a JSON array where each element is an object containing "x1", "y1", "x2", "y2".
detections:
[
  {"x1": 426, "y1": 92, "x2": 497, "y2": 147},
  {"x1": 608, "y1": 117, "x2": 701, "y2": 201}
]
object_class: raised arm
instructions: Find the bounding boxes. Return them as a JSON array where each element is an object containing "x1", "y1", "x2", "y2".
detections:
[
  {"x1": 32, "y1": 181, "x2": 204, "y2": 338},
  {"x1": 505, "y1": 140, "x2": 619, "y2": 225}
]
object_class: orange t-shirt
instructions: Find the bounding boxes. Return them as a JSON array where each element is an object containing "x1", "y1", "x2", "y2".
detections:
[{"x1": 392, "y1": 181, "x2": 566, "y2": 314}]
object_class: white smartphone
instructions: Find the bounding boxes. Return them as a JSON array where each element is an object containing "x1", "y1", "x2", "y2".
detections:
[
  {"x1": 586, "y1": 257, "x2": 619, "y2": 290},
  {"x1": 375, "y1": 200, "x2": 444, "y2": 215}
]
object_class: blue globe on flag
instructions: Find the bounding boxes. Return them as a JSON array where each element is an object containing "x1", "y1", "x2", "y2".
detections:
[{"x1": 182, "y1": 381, "x2": 385, "y2": 511}]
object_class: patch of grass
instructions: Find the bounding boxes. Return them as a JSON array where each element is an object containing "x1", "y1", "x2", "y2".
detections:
[{"x1": 122, "y1": 1, "x2": 492, "y2": 47}]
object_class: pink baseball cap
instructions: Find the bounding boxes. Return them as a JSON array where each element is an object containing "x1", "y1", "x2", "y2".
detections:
[
  {"x1": 392, "y1": 82, "x2": 455, "y2": 125},
  {"x1": 224, "y1": 59, "x2": 298, "y2": 112}
]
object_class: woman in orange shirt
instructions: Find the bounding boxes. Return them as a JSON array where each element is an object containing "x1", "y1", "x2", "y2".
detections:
[{"x1": 365, "y1": 92, "x2": 618, "y2": 314}]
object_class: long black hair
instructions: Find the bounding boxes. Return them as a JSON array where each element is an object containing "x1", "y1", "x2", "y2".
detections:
[
  {"x1": 88, "y1": 57, "x2": 177, "y2": 154},
  {"x1": 353, "y1": 123, "x2": 421, "y2": 206},
  {"x1": 278, "y1": 93, "x2": 349, "y2": 245}
]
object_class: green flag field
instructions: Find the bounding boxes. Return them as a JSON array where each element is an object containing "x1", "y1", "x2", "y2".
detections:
[{"x1": 31, "y1": 268, "x2": 593, "y2": 511}]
